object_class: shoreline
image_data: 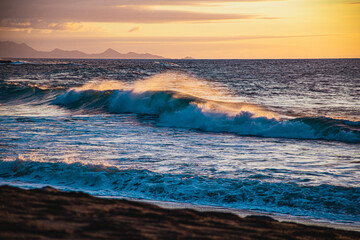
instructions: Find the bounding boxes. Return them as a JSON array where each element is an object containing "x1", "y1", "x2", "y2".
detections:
[
  {"x1": 1, "y1": 185, "x2": 359, "y2": 239},
  {"x1": 4, "y1": 181, "x2": 359, "y2": 231},
  {"x1": 136, "y1": 199, "x2": 360, "y2": 232}
]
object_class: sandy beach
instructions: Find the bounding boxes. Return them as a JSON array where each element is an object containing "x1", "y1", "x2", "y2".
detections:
[{"x1": 0, "y1": 185, "x2": 359, "y2": 240}]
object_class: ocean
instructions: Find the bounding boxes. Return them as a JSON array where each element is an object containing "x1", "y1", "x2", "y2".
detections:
[{"x1": 1, "y1": 59, "x2": 359, "y2": 227}]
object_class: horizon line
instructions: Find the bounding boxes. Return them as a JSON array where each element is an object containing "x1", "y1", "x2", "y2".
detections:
[{"x1": 2, "y1": 57, "x2": 360, "y2": 60}]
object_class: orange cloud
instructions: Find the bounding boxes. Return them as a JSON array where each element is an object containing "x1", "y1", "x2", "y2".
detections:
[
  {"x1": 98, "y1": 34, "x2": 337, "y2": 44},
  {"x1": 120, "y1": 0, "x2": 286, "y2": 5},
  {"x1": 0, "y1": 19, "x2": 86, "y2": 32},
  {"x1": 0, "y1": 0, "x2": 269, "y2": 24}
]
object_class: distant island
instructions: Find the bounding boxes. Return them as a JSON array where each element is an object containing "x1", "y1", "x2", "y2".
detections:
[{"x1": 0, "y1": 41, "x2": 168, "y2": 59}]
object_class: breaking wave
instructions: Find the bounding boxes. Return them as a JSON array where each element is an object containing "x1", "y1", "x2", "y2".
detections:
[
  {"x1": 1, "y1": 158, "x2": 359, "y2": 223},
  {"x1": 52, "y1": 73, "x2": 359, "y2": 143},
  {"x1": 0, "y1": 81, "x2": 62, "y2": 104},
  {"x1": 2, "y1": 72, "x2": 359, "y2": 143}
]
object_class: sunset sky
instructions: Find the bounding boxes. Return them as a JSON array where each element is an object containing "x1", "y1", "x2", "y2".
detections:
[{"x1": 0, "y1": 0, "x2": 359, "y2": 59}]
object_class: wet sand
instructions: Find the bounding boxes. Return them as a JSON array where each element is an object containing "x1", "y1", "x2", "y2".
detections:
[{"x1": 1, "y1": 185, "x2": 359, "y2": 239}]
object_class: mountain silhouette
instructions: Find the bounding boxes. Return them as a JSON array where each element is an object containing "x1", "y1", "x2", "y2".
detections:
[{"x1": 0, "y1": 41, "x2": 166, "y2": 59}]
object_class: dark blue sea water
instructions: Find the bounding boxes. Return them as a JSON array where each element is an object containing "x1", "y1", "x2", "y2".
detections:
[{"x1": 1, "y1": 59, "x2": 359, "y2": 227}]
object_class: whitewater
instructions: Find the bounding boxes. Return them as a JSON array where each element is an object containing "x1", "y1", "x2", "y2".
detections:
[{"x1": 1, "y1": 59, "x2": 359, "y2": 228}]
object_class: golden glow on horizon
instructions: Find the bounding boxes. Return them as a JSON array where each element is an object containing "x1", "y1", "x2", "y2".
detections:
[{"x1": 0, "y1": 0, "x2": 359, "y2": 58}]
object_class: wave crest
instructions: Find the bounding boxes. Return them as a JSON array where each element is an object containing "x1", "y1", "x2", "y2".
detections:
[{"x1": 53, "y1": 73, "x2": 360, "y2": 143}]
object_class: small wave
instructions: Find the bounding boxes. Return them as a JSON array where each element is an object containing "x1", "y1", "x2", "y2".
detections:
[
  {"x1": 1, "y1": 158, "x2": 359, "y2": 223},
  {"x1": 53, "y1": 73, "x2": 360, "y2": 143},
  {"x1": 6, "y1": 60, "x2": 41, "y2": 65},
  {"x1": 153, "y1": 61, "x2": 179, "y2": 67},
  {"x1": 10, "y1": 61, "x2": 29, "y2": 65},
  {"x1": 0, "y1": 82, "x2": 63, "y2": 104}
]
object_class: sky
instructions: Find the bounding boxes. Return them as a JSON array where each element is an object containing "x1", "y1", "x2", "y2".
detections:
[{"x1": 0, "y1": 0, "x2": 359, "y2": 59}]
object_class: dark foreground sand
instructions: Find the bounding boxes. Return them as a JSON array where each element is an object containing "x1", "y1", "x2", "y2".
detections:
[{"x1": 0, "y1": 185, "x2": 359, "y2": 239}]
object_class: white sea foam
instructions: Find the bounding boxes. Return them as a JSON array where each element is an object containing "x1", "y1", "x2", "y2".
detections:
[{"x1": 1, "y1": 157, "x2": 359, "y2": 224}]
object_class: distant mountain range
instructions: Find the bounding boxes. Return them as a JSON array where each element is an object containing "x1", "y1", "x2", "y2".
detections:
[{"x1": 0, "y1": 41, "x2": 166, "y2": 59}]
